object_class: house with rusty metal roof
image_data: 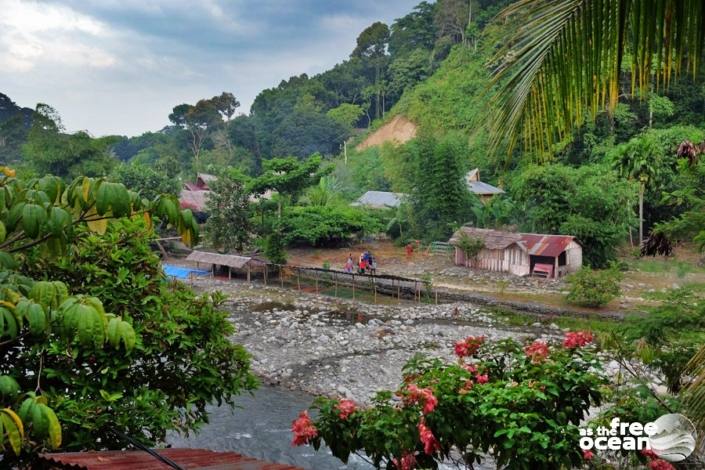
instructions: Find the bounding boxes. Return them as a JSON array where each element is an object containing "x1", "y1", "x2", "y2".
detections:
[
  {"x1": 449, "y1": 227, "x2": 582, "y2": 278},
  {"x1": 465, "y1": 168, "x2": 504, "y2": 202}
]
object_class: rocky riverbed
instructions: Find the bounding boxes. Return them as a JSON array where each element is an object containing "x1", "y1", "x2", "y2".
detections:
[{"x1": 193, "y1": 279, "x2": 566, "y2": 403}]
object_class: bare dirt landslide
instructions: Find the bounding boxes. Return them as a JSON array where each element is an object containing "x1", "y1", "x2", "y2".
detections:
[{"x1": 192, "y1": 279, "x2": 565, "y2": 404}]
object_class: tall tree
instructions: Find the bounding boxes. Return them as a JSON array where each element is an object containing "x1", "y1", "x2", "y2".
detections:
[
  {"x1": 389, "y1": 1, "x2": 437, "y2": 57},
  {"x1": 490, "y1": 0, "x2": 705, "y2": 158},
  {"x1": 213, "y1": 92, "x2": 240, "y2": 121},
  {"x1": 610, "y1": 133, "x2": 665, "y2": 244},
  {"x1": 168, "y1": 95, "x2": 227, "y2": 163},
  {"x1": 205, "y1": 174, "x2": 253, "y2": 253},
  {"x1": 434, "y1": 0, "x2": 472, "y2": 45},
  {"x1": 352, "y1": 22, "x2": 391, "y2": 120},
  {"x1": 249, "y1": 154, "x2": 330, "y2": 218}
]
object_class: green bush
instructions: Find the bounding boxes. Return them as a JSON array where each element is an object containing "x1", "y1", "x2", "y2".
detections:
[
  {"x1": 262, "y1": 228, "x2": 287, "y2": 265},
  {"x1": 280, "y1": 205, "x2": 382, "y2": 247},
  {"x1": 456, "y1": 232, "x2": 485, "y2": 260},
  {"x1": 23, "y1": 219, "x2": 257, "y2": 449},
  {"x1": 565, "y1": 267, "x2": 622, "y2": 308}
]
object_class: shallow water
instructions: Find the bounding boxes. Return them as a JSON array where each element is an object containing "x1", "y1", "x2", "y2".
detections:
[{"x1": 166, "y1": 386, "x2": 373, "y2": 469}]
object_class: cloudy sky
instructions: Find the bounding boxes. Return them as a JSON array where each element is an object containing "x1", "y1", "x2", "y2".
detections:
[{"x1": 0, "y1": 0, "x2": 419, "y2": 136}]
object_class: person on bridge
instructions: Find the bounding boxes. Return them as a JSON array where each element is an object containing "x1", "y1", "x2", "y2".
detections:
[
  {"x1": 358, "y1": 257, "x2": 366, "y2": 274},
  {"x1": 344, "y1": 255, "x2": 354, "y2": 273}
]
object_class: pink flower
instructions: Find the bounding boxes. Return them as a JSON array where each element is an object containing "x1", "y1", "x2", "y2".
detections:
[
  {"x1": 648, "y1": 459, "x2": 675, "y2": 470},
  {"x1": 405, "y1": 384, "x2": 438, "y2": 415},
  {"x1": 418, "y1": 422, "x2": 440, "y2": 455},
  {"x1": 475, "y1": 374, "x2": 489, "y2": 384},
  {"x1": 291, "y1": 410, "x2": 318, "y2": 446},
  {"x1": 582, "y1": 450, "x2": 594, "y2": 460},
  {"x1": 454, "y1": 336, "x2": 485, "y2": 358},
  {"x1": 459, "y1": 379, "x2": 474, "y2": 394},
  {"x1": 464, "y1": 363, "x2": 478, "y2": 374},
  {"x1": 524, "y1": 340, "x2": 550, "y2": 363},
  {"x1": 337, "y1": 399, "x2": 357, "y2": 420},
  {"x1": 563, "y1": 331, "x2": 594, "y2": 349},
  {"x1": 392, "y1": 452, "x2": 417, "y2": 470},
  {"x1": 640, "y1": 449, "x2": 659, "y2": 460}
]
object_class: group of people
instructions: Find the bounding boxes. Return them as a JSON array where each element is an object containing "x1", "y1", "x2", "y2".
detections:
[{"x1": 344, "y1": 250, "x2": 376, "y2": 275}]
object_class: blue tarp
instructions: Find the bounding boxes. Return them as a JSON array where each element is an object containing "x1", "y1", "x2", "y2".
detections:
[{"x1": 163, "y1": 264, "x2": 211, "y2": 280}]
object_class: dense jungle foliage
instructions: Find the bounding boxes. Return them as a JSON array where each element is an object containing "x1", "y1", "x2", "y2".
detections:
[
  {"x1": 4, "y1": 0, "x2": 705, "y2": 468},
  {"x1": 2, "y1": 0, "x2": 705, "y2": 266}
]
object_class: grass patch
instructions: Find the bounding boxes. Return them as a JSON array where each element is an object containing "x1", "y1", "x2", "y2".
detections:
[
  {"x1": 489, "y1": 306, "x2": 624, "y2": 334},
  {"x1": 629, "y1": 258, "x2": 704, "y2": 276}
]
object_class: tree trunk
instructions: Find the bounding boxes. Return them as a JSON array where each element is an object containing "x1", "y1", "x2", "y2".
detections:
[{"x1": 639, "y1": 182, "x2": 645, "y2": 245}]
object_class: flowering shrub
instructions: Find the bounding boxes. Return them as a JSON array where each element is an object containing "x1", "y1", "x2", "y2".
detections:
[
  {"x1": 337, "y1": 399, "x2": 357, "y2": 420},
  {"x1": 524, "y1": 340, "x2": 550, "y2": 363},
  {"x1": 294, "y1": 333, "x2": 605, "y2": 469},
  {"x1": 564, "y1": 331, "x2": 594, "y2": 349},
  {"x1": 291, "y1": 411, "x2": 318, "y2": 446},
  {"x1": 454, "y1": 335, "x2": 485, "y2": 358}
]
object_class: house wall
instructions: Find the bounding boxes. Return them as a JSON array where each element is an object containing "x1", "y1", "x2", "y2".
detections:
[
  {"x1": 454, "y1": 246, "x2": 530, "y2": 275},
  {"x1": 565, "y1": 241, "x2": 583, "y2": 272}
]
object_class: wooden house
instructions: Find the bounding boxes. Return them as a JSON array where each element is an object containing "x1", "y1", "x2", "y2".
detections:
[
  {"x1": 449, "y1": 227, "x2": 582, "y2": 278},
  {"x1": 465, "y1": 169, "x2": 504, "y2": 203}
]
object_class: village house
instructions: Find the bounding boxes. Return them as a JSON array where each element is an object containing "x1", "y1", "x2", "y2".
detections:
[
  {"x1": 449, "y1": 227, "x2": 582, "y2": 278},
  {"x1": 179, "y1": 173, "x2": 215, "y2": 213},
  {"x1": 466, "y1": 168, "x2": 504, "y2": 203},
  {"x1": 351, "y1": 190, "x2": 406, "y2": 209},
  {"x1": 179, "y1": 173, "x2": 273, "y2": 214}
]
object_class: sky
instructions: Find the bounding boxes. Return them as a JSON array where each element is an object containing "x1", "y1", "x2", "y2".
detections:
[{"x1": 0, "y1": 0, "x2": 420, "y2": 137}]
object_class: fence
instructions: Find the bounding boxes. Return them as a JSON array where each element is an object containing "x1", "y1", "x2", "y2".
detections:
[{"x1": 218, "y1": 262, "x2": 437, "y2": 304}]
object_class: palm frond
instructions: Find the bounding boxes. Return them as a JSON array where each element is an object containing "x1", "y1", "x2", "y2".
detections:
[
  {"x1": 489, "y1": 0, "x2": 705, "y2": 159},
  {"x1": 682, "y1": 345, "x2": 705, "y2": 438}
]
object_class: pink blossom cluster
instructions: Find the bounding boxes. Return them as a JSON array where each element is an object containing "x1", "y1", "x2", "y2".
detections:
[
  {"x1": 641, "y1": 449, "x2": 675, "y2": 470},
  {"x1": 524, "y1": 340, "x2": 550, "y2": 363},
  {"x1": 418, "y1": 421, "x2": 440, "y2": 455},
  {"x1": 405, "y1": 384, "x2": 438, "y2": 415},
  {"x1": 459, "y1": 361, "x2": 489, "y2": 393},
  {"x1": 291, "y1": 410, "x2": 318, "y2": 446},
  {"x1": 337, "y1": 399, "x2": 357, "y2": 420},
  {"x1": 454, "y1": 335, "x2": 485, "y2": 358},
  {"x1": 563, "y1": 331, "x2": 594, "y2": 349},
  {"x1": 392, "y1": 451, "x2": 417, "y2": 470}
]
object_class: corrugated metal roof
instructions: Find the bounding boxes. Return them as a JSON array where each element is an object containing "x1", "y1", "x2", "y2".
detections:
[
  {"x1": 449, "y1": 227, "x2": 522, "y2": 250},
  {"x1": 520, "y1": 233, "x2": 575, "y2": 257},
  {"x1": 197, "y1": 173, "x2": 218, "y2": 184},
  {"x1": 186, "y1": 251, "x2": 264, "y2": 269},
  {"x1": 352, "y1": 191, "x2": 405, "y2": 209},
  {"x1": 39, "y1": 448, "x2": 303, "y2": 470},
  {"x1": 468, "y1": 181, "x2": 505, "y2": 195},
  {"x1": 450, "y1": 228, "x2": 577, "y2": 257}
]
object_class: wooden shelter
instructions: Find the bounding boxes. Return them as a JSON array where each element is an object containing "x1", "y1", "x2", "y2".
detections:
[
  {"x1": 185, "y1": 251, "x2": 266, "y2": 281},
  {"x1": 449, "y1": 227, "x2": 582, "y2": 278}
]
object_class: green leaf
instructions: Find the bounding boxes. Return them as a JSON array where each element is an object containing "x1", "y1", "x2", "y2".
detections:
[
  {"x1": 0, "y1": 376, "x2": 20, "y2": 397},
  {"x1": 21, "y1": 203, "x2": 47, "y2": 239}
]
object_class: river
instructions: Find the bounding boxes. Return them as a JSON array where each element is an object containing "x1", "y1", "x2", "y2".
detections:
[{"x1": 166, "y1": 385, "x2": 373, "y2": 469}]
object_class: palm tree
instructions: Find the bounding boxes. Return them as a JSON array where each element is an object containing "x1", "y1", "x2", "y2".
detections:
[
  {"x1": 610, "y1": 133, "x2": 661, "y2": 244},
  {"x1": 488, "y1": 0, "x2": 705, "y2": 439},
  {"x1": 489, "y1": 0, "x2": 705, "y2": 157}
]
